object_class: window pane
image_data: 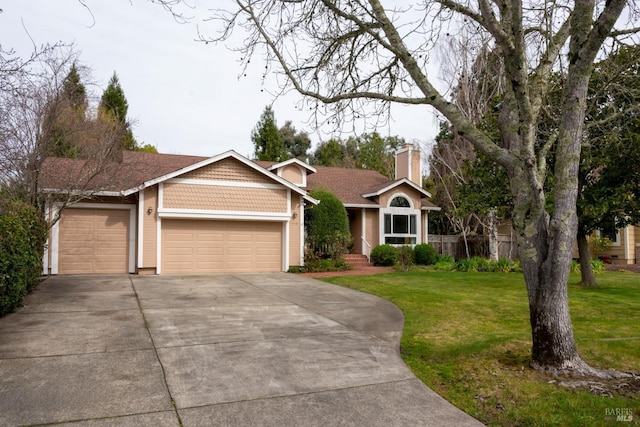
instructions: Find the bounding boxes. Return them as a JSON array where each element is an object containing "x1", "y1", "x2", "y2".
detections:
[
  {"x1": 410, "y1": 215, "x2": 416, "y2": 234},
  {"x1": 385, "y1": 236, "x2": 416, "y2": 245},
  {"x1": 390, "y1": 196, "x2": 411, "y2": 207},
  {"x1": 393, "y1": 215, "x2": 409, "y2": 233},
  {"x1": 384, "y1": 214, "x2": 392, "y2": 234}
]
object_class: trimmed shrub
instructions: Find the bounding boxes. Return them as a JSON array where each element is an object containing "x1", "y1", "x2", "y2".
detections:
[
  {"x1": 414, "y1": 243, "x2": 437, "y2": 265},
  {"x1": 371, "y1": 244, "x2": 398, "y2": 267},
  {"x1": 305, "y1": 189, "x2": 351, "y2": 261},
  {"x1": 396, "y1": 245, "x2": 414, "y2": 271},
  {"x1": 0, "y1": 201, "x2": 48, "y2": 316}
]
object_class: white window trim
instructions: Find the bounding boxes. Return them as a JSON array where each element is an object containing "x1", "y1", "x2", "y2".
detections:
[
  {"x1": 597, "y1": 228, "x2": 621, "y2": 247},
  {"x1": 379, "y1": 193, "x2": 421, "y2": 246}
]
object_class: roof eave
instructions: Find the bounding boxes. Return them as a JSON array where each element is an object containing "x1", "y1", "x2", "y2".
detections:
[
  {"x1": 362, "y1": 178, "x2": 432, "y2": 198},
  {"x1": 343, "y1": 203, "x2": 382, "y2": 208},
  {"x1": 268, "y1": 158, "x2": 317, "y2": 174},
  {"x1": 40, "y1": 188, "x2": 125, "y2": 197},
  {"x1": 121, "y1": 150, "x2": 310, "y2": 197}
]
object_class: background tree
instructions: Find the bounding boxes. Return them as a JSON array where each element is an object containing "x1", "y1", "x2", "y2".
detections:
[
  {"x1": 310, "y1": 132, "x2": 402, "y2": 179},
  {"x1": 187, "y1": 0, "x2": 637, "y2": 375},
  {"x1": 47, "y1": 62, "x2": 89, "y2": 158},
  {"x1": 278, "y1": 120, "x2": 311, "y2": 160},
  {"x1": 99, "y1": 72, "x2": 137, "y2": 150},
  {"x1": 576, "y1": 44, "x2": 640, "y2": 285},
  {"x1": 443, "y1": 46, "x2": 640, "y2": 285},
  {"x1": 252, "y1": 105, "x2": 287, "y2": 161},
  {"x1": 0, "y1": 46, "x2": 123, "y2": 208},
  {"x1": 309, "y1": 138, "x2": 345, "y2": 167}
]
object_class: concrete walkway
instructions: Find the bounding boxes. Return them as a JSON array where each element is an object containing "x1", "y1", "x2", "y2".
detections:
[{"x1": 0, "y1": 273, "x2": 483, "y2": 426}]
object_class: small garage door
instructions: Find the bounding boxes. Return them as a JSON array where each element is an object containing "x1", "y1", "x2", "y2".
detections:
[
  {"x1": 161, "y1": 219, "x2": 282, "y2": 273},
  {"x1": 58, "y1": 208, "x2": 130, "y2": 274}
]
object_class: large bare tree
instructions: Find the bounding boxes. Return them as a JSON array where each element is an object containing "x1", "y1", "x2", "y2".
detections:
[
  {"x1": 0, "y1": 45, "x2": 124, "y2": 211},
  {"x1": 156, "y1": 0, "x2": 637, "y2": 375}
]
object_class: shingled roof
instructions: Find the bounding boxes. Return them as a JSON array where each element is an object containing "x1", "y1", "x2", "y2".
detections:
[
  {"x1": 40, "y1": 151, "x2": 438, "y2": 210},
  {"x1": 39, "y1": 151, "x2": 207, "y2": 194}
]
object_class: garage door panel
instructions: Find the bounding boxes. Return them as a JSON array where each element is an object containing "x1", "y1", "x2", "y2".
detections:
[
  {"x1": 162, "y1": 220, "x2": 282, "y2": 273},
  {"x1": 58, "y1": 208, "x2": 130, "y2": 275}
]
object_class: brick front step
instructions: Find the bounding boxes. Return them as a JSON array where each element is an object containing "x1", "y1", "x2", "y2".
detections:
[{"x1": 344, "y1": 254, "x2": 372, "y2": 267}]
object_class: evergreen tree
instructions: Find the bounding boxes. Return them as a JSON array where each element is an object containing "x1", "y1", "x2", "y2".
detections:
[
  {"x1": 252, "y1": 106, "x2": 286, "y2": 161},
  {"x1": 48, "y1": 63, "x2": 89, "y2": 158},
  {"x1": 278, "y1": 120, "x2": 311, "y2": 160},
  {"x1": 305, "y1": 188, "x2": 351, "y2": 261},
  {"x1": 99, "y1": 72, "x2": 136, "y2": 150},
  {"x1": 62, "y1": 63, "x2": 87, "y2": 111}
]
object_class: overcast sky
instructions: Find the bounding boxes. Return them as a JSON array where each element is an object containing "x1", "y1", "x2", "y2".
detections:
[{"x1": 2, "y1": 0, "x2": 440, "y2": 158}]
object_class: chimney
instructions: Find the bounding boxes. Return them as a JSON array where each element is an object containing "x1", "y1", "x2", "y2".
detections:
[{"x1": 395, "y1": 143, "x2": 421, "y2": 186}]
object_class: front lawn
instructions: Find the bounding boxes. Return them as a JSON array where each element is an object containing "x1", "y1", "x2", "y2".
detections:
[{"x1": 323, "y1": 271, "x2": 640, "y2": 426}]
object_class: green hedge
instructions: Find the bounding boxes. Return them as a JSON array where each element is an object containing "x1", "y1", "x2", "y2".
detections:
[{"x1": 0, "y1": 202, "x2": 48, "y2": 316}]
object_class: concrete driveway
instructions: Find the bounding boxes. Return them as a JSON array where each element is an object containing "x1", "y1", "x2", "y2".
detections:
[{"x1": 0, "y1": 273, "x2": 482, "y2": 426}]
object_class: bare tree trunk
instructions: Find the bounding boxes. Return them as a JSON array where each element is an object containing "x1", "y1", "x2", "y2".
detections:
[
  {"x1": 488, "y1": 207, "x2": 499, "y2": 261},
  {"x1": 577, "y1": 229, "x2": 598, "y2": 286}
]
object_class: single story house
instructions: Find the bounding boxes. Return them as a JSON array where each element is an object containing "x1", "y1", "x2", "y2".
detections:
[{"x1": 40, "y1": 144, "x2": 439, "y2": 275}]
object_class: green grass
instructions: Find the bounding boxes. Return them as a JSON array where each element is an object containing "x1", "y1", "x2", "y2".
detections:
[{"x1": 322, "y1": 270, "x2": 640, "y2": 426}]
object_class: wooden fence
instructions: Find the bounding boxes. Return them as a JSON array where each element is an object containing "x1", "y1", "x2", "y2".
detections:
[{"x1": 427, "y1": 234, "x2": 518, "y2": 261}]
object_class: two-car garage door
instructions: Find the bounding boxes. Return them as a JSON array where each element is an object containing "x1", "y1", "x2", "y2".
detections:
[
  {"x1": 161, "y1": 219, "x2": 283, "y2": 274},
  {"x1": 56, "y1": 209, "x2": 283, "y2": 274}
]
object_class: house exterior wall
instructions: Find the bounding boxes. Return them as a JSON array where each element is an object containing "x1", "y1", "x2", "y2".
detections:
[
  {"x1": 162, "y1": 183, "x2": 289, "y2": 213},
  {"x1": 395, "y1": 144, "x2": 422, "y2": 186},
  {"x1": 142, "y1": 185, "x2": 158, "y2": 269},
  {"x1": 396, "y1": 151, "x2": 409, "y2": 183},
  {"x1": 289, "y1": 196, "x2": 302, "y2": 267},
  {"x1": 635, "y1": 226, "x2": 640, "y2": 264},
  {"x1": 366, "y1": 209, "x2": 379, "y2": 248},
  {"x1": 572, "y1": 225, "x2": 638, "y2": 265},
  {"x1": 348, "y1": 209, "x2": 363, "y2": 254},
  {"x1": 281, "y1": 165, "x2": 304, "y2": 186},
  {"x1": 181, "y1": 157, "x2": 273, "y2": 183},
  {"x1": 602, "y1": 228, "x2": 629, "y2": 264},
  {"x1": 378, "y1": 185, "x2": 423, "y2": 209}
]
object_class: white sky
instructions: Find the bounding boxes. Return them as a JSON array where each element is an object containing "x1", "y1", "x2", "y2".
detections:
[{"x1": 1, "y1": 0, "x2": 441, "y2": 158}]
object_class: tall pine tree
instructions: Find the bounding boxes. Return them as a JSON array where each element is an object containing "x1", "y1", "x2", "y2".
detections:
[
  {"x1": 48, "y1": 63, "x2": 88, "y2": 158},
  {"x1": 99, "y1": 72, "x2": 136, "y2": 150},
  {"x1": 251, "y1": 106, "x2": 286, "y2": 162}
]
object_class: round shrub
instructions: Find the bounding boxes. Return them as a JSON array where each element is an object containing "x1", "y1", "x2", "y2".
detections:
[
  {"x1": 414, "y1": 243, "x2": 437, "y2": 265},
  {"x1": 371, "y1": 244, "x2": 398, "y2": 266}
]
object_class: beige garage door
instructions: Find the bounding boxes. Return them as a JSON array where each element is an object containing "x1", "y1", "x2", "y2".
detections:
[
  {"x1": 162, "y1": 219, "x2": 282, "y2": 273},
  {"x1": 58, "y1": 208, "x2": 130, "y2": 274}
]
